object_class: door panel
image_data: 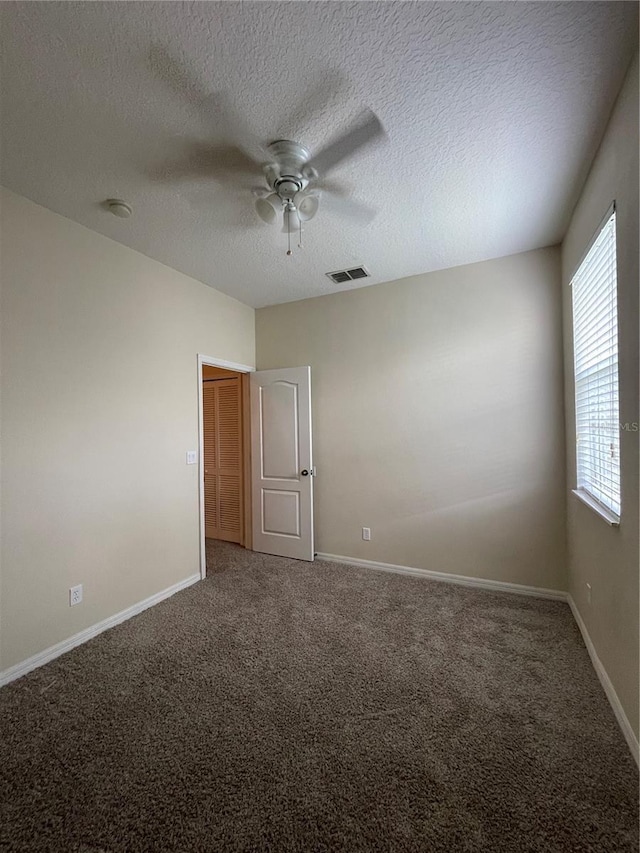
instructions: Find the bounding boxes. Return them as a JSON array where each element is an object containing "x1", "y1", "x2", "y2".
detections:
[
  {"x1": 250, "y1": 367, "x2": 313, "y2": 561},
  {"x1": 261, "y1": 382, "x2": 299, "y2": 479},
  {"x1": 262, "y1": 489, "x2": 300, "y2": 536}
]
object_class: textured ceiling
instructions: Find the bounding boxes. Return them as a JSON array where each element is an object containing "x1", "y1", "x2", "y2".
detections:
[{"x1": 1, "y1": 2, "x2": 637, "y2": 307}]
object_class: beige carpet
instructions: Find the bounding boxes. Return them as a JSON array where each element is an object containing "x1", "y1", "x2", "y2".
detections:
[{"x1": 1, "y1": 540, "x2": 638, "y2": 852}]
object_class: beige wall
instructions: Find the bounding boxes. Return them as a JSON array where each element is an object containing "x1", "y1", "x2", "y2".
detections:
[
  {"x1": 257, "y1": 247, "x2": 566, "y2": 591},
  {"x1": 561, "y1": 54, "x2": 639, "y2": 738},
  {"x1": 0, "y1": 188, "x2": 255, "y2": 671}
]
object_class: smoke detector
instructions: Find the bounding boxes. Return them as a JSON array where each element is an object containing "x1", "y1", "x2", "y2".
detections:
[{"x1": 106, "y1": 199, "x2": 132, "y2": 218}]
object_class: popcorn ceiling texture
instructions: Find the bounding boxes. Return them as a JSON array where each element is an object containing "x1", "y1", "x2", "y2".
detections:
[{"x1": 0, "y1": 1, "x2": 637, "y2": 306}]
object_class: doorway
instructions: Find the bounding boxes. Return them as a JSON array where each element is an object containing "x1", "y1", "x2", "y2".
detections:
[
  {"x1": 203, "y1": 364, "x2": 244, "y2": 545},
  {"x1": 198, "y1": 356, "x2": 315, "y2": 579},
  {"x1": 198, "y1": 356, "x2": 253, "y2": 579}
]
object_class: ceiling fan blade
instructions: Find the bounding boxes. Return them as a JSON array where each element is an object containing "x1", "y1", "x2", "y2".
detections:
[
  {"x1": 148, "y1": 46, "x2": 267, "y2": 166},
  {"x1": 168, "y1": 186, "x2": 263, "y2": 229},
  {"x1": 198, "y1": 144, "x2": 261, "y2": 177},
  {"x1": 204, "y1": 92, "x2": 269, "y2": 164},
  {"x1": 305, "y1": 109, "x2": 385, "y2": 175},
  {"x1": 149, "y1": 143, "x2": 261, "y2": 184},
  {"x1": 148, "y1": 44, "x2": 211, "y2": 107},
  {"x1": 311, "y1": 177, "x2": 353, "y2": 198},
  {"x1": 274, "y1": 71, "x2": 346, "y2": 139},
  {"x1": 324, "y1": 194, "x2": 378, "y2": 224}
]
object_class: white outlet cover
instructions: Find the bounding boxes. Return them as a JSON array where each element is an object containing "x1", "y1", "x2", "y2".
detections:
[
  {"x1": 186, "y1": 450, "x2": 197, "y2": 465},
  {"x1": 69, "y1": 584, "x2": 83, "y2": 606}
]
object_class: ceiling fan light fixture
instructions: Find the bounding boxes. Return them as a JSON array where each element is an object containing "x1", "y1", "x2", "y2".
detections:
[
  {"x1": 255, "y1": 193, "x2": 281, "y2": 224},
  {"x1": 296, "y1": 194, "x2": 319, "y2": 222},
  {"x1": 281, "y1": 202, "x2": 300, "y2": 233}
]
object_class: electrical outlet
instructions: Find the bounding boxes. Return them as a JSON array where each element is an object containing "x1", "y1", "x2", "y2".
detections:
[
  {"x1": 362, "y1": 527, "x2": 371, "y2": 541},
  {"x1": 69, "y1": 584, "x2": 83, "y2": 606},
  {"x1": 586, "y1": 583, "x2": 592, "y2": 605},
  {"x1": 186, "y1": 450, "x2": 197, "y2": 465}
]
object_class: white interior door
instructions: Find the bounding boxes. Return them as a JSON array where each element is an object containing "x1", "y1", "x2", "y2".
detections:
[{"x1": 250, "y1": 367, "x2": 314, "y2": 561}]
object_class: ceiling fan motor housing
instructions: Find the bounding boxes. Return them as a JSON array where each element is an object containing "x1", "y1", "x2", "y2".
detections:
[
  {"x1": 275, "y1": 177, "x2": 302, "y2": 200},
  {"x1": 265, "y1": 140, "x2": 312, "y2": 200}
]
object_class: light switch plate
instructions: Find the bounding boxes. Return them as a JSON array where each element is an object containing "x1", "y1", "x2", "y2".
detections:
[{"x1": 186, "y1": 450, "x2": 197, "y2": 465}]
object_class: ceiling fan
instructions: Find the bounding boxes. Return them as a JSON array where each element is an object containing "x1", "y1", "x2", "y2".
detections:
[
  {"x1": 250, "y1": 111, "x2": 384, "y2": 254},
  {"x1": 148, "y1": 49, "x2": 386, "y2": 254}
]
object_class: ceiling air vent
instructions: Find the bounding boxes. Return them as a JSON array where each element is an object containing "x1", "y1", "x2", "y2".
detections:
[{"x1": 326, "y1": 266, "x2": 370, "y2": 284}]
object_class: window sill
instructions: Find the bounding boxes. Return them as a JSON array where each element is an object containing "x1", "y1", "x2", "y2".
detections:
[{"x1": 572, "y1": 489, "x2": 620, "y2": 527}]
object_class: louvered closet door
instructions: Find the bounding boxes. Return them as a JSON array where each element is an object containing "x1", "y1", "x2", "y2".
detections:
[
  {"x1": 203, "y1": 378, "x2": 243, "y2": 544},
  {"x1": 203, "y1": 382, "x2": 218, "y2": 539}
]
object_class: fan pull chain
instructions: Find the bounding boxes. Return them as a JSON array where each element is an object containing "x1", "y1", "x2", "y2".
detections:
[
  {"x1": 286, "y1": 207, "x2": 292, "y2": 256},
  {"x1": 298, "y1": 215, "x2": 303, "y2": 249}
]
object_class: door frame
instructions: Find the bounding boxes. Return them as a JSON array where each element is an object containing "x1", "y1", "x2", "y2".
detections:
[{"x1": 197, "y1": 354, "x2": 254, "y2": 580}]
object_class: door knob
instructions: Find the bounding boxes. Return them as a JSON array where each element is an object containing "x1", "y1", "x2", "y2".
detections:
[{"x1": 301, "y1": 469, "x2": 309, "y2": 476}]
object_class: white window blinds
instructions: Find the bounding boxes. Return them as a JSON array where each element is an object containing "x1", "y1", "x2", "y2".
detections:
[{"x1": 571, "y1": 207, "x2": 620, "y2": 518}]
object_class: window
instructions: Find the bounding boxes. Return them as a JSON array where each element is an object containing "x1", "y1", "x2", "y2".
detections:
[{"x1": 571, "y1": 206, "x2": 620, "y2": 521}]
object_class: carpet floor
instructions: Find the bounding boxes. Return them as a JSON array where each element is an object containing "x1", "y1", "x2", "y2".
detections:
[{"x1": 1, "y1": 541, "x2": 638, "y2": 852}]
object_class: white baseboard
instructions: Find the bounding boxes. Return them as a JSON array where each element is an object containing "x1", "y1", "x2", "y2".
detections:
[
  {"x1": 0, "y1": 574, "x2": 200, "y2": 688},
  {"x1": 316, "y1": 552, "x2": 568, "y2": 601},
  {"x1": 3, "y1": 556, "x2": 637, "y2": 767},
  {"x1": 317, "y1": 552, "x2": 637, "y2": 764},
  {"x1": 567, "y1": 595, "x2": 639, "y2": 766}
]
